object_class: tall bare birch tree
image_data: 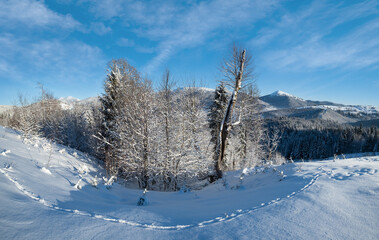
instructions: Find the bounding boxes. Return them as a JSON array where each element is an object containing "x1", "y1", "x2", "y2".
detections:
[{"x1": 215, "y1": 45, "x2": 254, "y2": 180}]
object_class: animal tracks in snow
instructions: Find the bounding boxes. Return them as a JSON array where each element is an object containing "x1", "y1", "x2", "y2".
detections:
[
  {"x1": 320, "y1": 166, "x2": 378, "y2": 181},
  {"x1": 0, "y1": 165, "x2": 320, "y2": 230}
]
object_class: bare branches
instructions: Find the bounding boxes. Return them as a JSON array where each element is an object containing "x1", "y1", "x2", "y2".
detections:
[
  {"x1": 213, "y1": 45, "x2": 253, "y2": 180},
  {"x1": 221, "y1": 44, "x2": 255, "y2": 91}
]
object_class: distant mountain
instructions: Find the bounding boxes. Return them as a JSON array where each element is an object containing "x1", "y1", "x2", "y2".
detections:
[
  {"x1": 59, "y1": 96, "x2": 100, "y2": 110},
  {"x1": 56, "y1": 89, "x2": 379, "y2": 126},
  {"x1": 0, "y1": 105, "x2": 13, "y2": 114},
  {"x1": 260, "y1": 91, "x2": 309, "y2": 109},
  {"x1": 259, "y1": 90, "x2": 379, "y2": 124}
]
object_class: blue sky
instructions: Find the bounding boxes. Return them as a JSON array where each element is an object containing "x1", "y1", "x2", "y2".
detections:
[{"x1": 0, "y1": 0, "x2": 378, "y2": 106}]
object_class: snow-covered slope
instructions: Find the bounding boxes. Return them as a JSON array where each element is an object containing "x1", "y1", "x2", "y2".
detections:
[
  {"x1": 0, "y1": 105, "x2": 13, "y2": 113},
  {"x1": 260, "y1": 91, "x2": 309, "y2": 110},
  {"x1": 1, "y1": 126, "x2": 378, "y2": 239},
  {"x1": 260, "y1": 91, "x2": 379, "y2": 124},
  {"x1": 304, "y1": 104, "x2": 379, "y2": 115},
  {"x1": 59, "y1": 96, "x2": 100, "y2": 110},
  {"x1": 262, "y1": 107, "x2": 356, "y2": 124}
]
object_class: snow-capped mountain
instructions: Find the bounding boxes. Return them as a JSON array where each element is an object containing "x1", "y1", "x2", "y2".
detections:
[
  {"x1": 259, "y1": 90, "x2": 379, "y2": 124},
  {"x1": 269, "y1": 90, "x2": 303, "y2": 99},
  {"x1": 59, "y1": 96, "x2": 100, "y2": 110},
  {"x1": 260, "y1": 90, "x2": 309, "y2": 109},
  {"x1": 56, "y1": 89, "x2": 379, "y2": 125}
]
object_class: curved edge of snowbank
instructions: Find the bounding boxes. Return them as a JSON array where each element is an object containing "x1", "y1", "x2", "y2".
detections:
[{"x1": 0, "y1": 167, "x2": 320, "y2": 231}]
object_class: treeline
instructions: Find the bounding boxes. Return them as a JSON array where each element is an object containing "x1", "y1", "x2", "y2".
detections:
[
  {"x1": 97, "y1": 58, "x2": 262, "y2": 190},
  {"x1": 6, "y1": 86, "x2": 103, "y2": 158},
  {"x1": 265, "y1": 117, "x2": 379, "y2": 160},
  {"x1": 2, "y1": 49, "x2": 268, "y2": 191}
]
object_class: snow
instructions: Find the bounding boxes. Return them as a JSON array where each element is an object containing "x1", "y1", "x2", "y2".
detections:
[
  {"x1": 40, "y1": 167, "x2": 52, "y2": 175},
  {"x1": 0, "y1": 105, "x2": 13, "y2": 114},
  {"x1": 298, "y1": 104, "x2": 379, "y2": 115},
  {"x1": 174, "y1": 87, "x2": 215, "y2": 93},
  {"x1": 269, "y1": 90, "x2": 302, "y2": 100},
  {"x1": 58, "y1": 96, "x2": 81, "y2": 103},
  {"x1": 58, "y1": 96, "x2": 100, "y2": 110},
  {"x1": 0, "y1": 125, "x2": 378, "y2": 239}
]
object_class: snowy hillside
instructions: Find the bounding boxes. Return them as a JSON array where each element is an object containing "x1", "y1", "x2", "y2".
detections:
[
  {"x1": 260, "y1": 90, "x2": 379, "y2": 124},
  {"x1": 0, "y1": 105, "x2": 13, "y2": 113},
  {"x1": 59, "y1": 96, "x2": 100, "y2": 110},
  {"x1": 302, "y1": 104, "x2": 379, "y2": 115},
  {"x1": 260, "y1": 90, "x2": 309, "y2": 109},
  {"x1": 1, "y1": 126, "x2": 378, "y2": 239},
  {"x1": 56, "y1": 90, "x2": 379, "y2": 125},
  {"x1": 260, "y1": 90, "x2": 379, "y2": 115}
]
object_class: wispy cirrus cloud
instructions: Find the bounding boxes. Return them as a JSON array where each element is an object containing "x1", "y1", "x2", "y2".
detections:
[
  {"x1": 0, "y1": 0, "x2": 82, "y2": 30},
  {"x1": 89, "y1": 22, "x2": 112, "y2": 35},
  {"x1": 117, "y1": 38, "x2": 135, "y2": 47},
  {"x1": 0, "y1": 0, "x2": 107, "y2": 87},
  {"x1": 85, "y1": 0, "x2": 280, "y2": 74},
  {"x1": 252, "y1": 0, "x2": 379, "y2": 71},
  {"x1": 0, "y1": 33, "x2": 105, "y2": 85}
]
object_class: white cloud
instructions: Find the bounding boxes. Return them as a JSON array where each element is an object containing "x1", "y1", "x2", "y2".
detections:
[
  {"x1": 117, "y1": 38, "x2": 135, "y2": 47},
  {"x1": 86, "y1": 0, "x2": 279, "y2": 74},
  {"x1": 256, "y1": 0, "x2": 379, "y2": 70},
  {"x1": 0, "y1": 34, "x2": 105, "y2": 84},
  {"x1": 90, "y1": 22, "x2": 112, "y2": 35},
  {"x1": 0, "y1": 0, "x2": 81, "y2": 30}
]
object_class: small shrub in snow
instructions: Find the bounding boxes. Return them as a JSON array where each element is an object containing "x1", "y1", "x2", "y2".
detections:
[
  {"x1": 179, "y1": 185, "x2": 191, "y2": 193},
  {"x1": 271, "y1": 168, "x2": 286, "y2": 181},
  {"x1": 91, "y1": 176, "x2": 99, "y2": 188},
  {"x1": 1, "y1": 149, "x2": 11, "y2": 156},
  {"x1": 3, "y1": 161, "x2": 14, "y2": 169},
  {"x1": 74, "y1": 179, "x2": 82, "y2": 189},
  {"x1": 296, "y1": 159, "x2": 304, "y2": 172},
  {"x1": 103, "y1": 175, "x2": 117, "y2": 189},
  {"x1": 137, "y1": 189, "x2": 149, "y2": 206}
]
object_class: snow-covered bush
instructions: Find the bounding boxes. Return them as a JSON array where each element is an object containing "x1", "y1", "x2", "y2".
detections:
[{"x1": 137, "y1": 189, "x2": 149, "y2": 206}]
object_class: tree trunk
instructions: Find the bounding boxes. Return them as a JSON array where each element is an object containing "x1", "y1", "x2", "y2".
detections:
[{"x1": 215, "y1": 49, "x2": 246, "y2": 180}]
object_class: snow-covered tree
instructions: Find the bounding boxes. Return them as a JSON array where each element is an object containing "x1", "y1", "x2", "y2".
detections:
[
  {"x1": 100, "y1": 59, "x2": 155, "y2": 188},
  {"x1": 214, "y1": 45, "x2": 254, "y2": 180},
  {"x1": 154, "y1": 69, "x2": 178, "y2": 190},
  {"x1": 100, "y1": 60, "x2": 124, "y2": 177},
  {"x1": 232, "y1": 86, "x2": 263, "y2": 169},
  {"x1": 175, "y1": 86, "x2": 213, "y2": 188},
  {"x1": 208, "y1": 83, "x2": 228, "y2": 179}
]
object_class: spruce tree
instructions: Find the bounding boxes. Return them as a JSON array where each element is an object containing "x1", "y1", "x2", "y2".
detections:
[
  {"x1": 100, "y1": 62, "x2": 123, "y2": 177},
  {"x1": 208, "y1": 83, "x2": 228, "y2": 180}
]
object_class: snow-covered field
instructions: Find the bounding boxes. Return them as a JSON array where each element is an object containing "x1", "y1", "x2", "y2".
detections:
[
  {"x1": 0, "y1": 126, "x2": 378, "y2": 239},
  {"x1": 298, "y1": 105, "x2": 379, "y2": 115}
]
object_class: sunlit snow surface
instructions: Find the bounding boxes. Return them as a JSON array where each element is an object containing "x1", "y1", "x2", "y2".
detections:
[{"x1": 0, "y1": 126, "x2": 378, "y2": 239}]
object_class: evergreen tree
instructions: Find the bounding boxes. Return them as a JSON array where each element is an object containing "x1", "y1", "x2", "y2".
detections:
[
  {"x1": 100, "y1": 62, "x2": 123, "y2": 177},
  {"x1": 208, "y1": 83, "x2": 228, "y2": 178},
  {"x1": 208, "y1": 83, "x2": 228, "y2": 147}
]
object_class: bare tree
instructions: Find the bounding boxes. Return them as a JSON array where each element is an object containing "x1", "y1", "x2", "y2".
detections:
[
  {"x1": 215, "y1": 45, "x2": 254, "y2": 180},
  {"x1": 263, "y1": 127, "x2": 281, "y2": 164},
  {"x1": 157, "y1": 69, "x2": 176, "y2": 190}
]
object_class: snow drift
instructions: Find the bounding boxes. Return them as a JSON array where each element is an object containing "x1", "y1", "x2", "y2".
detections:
[{"x1": 0, "y1": 126, "x2": 378, "y2": 239}]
